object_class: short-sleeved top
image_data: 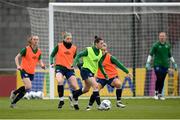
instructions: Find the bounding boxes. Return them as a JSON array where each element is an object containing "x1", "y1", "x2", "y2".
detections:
[
  {"x1": 20, "y1": 46, "x2": 41, "y2": 74},
  {"x1": 55, "y1": 43, "x2": 77, "y2": 69},
  {"x1": 97, "y1": 53, "x2": 129, "y2": 79}
]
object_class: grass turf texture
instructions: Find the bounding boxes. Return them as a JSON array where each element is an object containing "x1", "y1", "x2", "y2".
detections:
[{"x1": 0, "y1": 98, "x2": 180, "y2": 119}]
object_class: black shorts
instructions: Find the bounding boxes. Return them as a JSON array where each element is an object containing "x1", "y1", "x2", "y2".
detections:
[
  {"x1": 97, "y1": 76, "x2": 119, "y2": 88},
  {"x1": 80, "y1": 68, "x2": 94, "y2": 80},
  {"x1": 20, "y1": 70, "x2": 34, "y2": 81},
  {"x1": 55, "y1": 67, "x2": 75, "y2": 80}
]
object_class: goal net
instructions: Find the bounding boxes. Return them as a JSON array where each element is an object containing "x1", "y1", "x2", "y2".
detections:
[{"x1": 23, "y1": 3, "x2": 180, "y2": 99}]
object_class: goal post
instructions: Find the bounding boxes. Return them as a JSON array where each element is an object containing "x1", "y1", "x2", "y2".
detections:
[
  {"x1": 24, "y1": 2, "x2": 180, "y2": 99},
  {"x1": 49, "y1": 3, "x2": 55, "y2": 99}
]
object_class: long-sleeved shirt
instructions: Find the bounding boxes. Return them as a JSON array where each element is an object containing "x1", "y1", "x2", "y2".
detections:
[{"x1": 73, "y1": 46, "x2": 107, "y2": 78}]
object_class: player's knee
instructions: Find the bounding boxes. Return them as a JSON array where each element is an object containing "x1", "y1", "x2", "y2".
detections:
[
  {"x1": 56, "y1": 73, "x2": 63, "y2": 81},
  {"x1": 58, "y1": 81, "x2": 64, "y2": 85},
  {"x1": 115, "y1": 82, "x2": 121, "y2": 88},
  {"x1": 92, "y1": 83, "x2": 99, "y2": 90},
  {"x1": 82, "y1": 87, "x2": 89, "y2": 93},
  {"x1": 57, "y1": 78, "x2": 64, "y2": 85},
  {"x1": 25, "y1": 84, "x2": 32, "y2": 90},
  {"x1": 71, "y1": 85, "x2": 79, "y2": 91}
]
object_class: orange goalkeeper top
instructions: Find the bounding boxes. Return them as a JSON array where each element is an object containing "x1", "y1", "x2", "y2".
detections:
[
  {"x1": 21, "y1": 46, "x2": 41, "y2": 74},
  {"x1": 97, "y1": 53, "x2": 118, "y2": 79},
  {"x1": 55, "y1": 43, "x2": 77, "y2": 69}
]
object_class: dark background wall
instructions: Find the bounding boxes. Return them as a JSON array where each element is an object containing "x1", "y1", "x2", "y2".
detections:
[
  {"x1": 0, "y1": 0, "x2": 49, "y2": 70},
  {"x1": 0, "y1": 0, "x2": 179, "y2": 70}
]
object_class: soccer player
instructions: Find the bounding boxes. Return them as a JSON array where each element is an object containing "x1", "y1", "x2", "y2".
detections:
[
  {"x1": 10, "y1": 35, "x2": 45, "y2": 108},
  {"x1": 86, "y1": 43, "x2": 132, "y2": 110},
  {"x1": 146, "y1": 32, "x2": 178, "y2": 100},
  {"x1": 70, "y1": 36, "x2": 107, "y2": 110},
  {"x1": 50, "y1": 32, "x2": 79, "y2": 109}
]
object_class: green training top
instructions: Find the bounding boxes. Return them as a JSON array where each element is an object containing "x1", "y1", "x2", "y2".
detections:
[
  {"x1": 98, "y1": 53, "x2": 129, "y2": 76},
  {"x1": 150, "y1": 41, "x2": 171, "y2": 68}
]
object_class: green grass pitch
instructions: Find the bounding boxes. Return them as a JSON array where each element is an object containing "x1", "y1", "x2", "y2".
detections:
[{"x1": 0, "y1": 97, "x2": 180, "y2": 119}]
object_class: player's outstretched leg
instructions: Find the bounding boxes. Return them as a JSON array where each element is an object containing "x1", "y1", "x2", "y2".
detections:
[
  {"x1": 10, "y1": 90, "x2": 16, "y2": 103},
  {"x1": 69, "y1": 94, "x2": 79, "y2": 110},
  {"x1": 71, "y1": 89, "x2": 83, "y2": 110},
  {"x1": 68, "y1": 95, "x2": 74, "y2": 108},
  {"x1": 58, "y1": 100, "x2": 64, "y2": 109},
  {"x1": 10, "y1": 86, "x2": 27, "y2": 108},
  {"x1": 116, "y1": 88, "x2": 126, "y2": 108},
  {"x1": 86, "y1": 93, "x2": 95, "y2": 111},
  {"x1": 57, "y1": 85, "x2": 64, "y2": 109}
]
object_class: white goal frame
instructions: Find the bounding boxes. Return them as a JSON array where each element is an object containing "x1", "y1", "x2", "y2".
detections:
[{"x1": 48, "y1": 2, "x2": 180, "y2": 99}]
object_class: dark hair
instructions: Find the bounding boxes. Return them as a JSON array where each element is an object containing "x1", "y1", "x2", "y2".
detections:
[{"x1": 94, "y1": 36, "x2": 103, "y2": 45}]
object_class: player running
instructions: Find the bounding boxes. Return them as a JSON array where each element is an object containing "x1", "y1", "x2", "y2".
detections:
[
  {"x1": 70, "y1": 36, "x2": 107, "y2": 110},
  {"x1": 10, "y1": 35, "x2": 45, "y2": 108},
  {"x1": 86, "y1": 42, "x2": 132, "y2": 110},
  {"x1": 50, "y1": 32, "x2": 79, "y2": 109}
]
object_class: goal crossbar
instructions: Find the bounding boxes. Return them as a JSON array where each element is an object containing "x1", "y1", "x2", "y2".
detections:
[{"x1": 49, "y1": 2, "x2": 180, "y2": 7}]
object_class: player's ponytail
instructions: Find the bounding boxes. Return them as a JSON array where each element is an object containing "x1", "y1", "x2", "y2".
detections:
[
  {"x1": 94, "y1": 35, "x2": 102, "y2": 45},
  {"x1": 95, "y1": 35, "x2": 98, "y2": 39}
]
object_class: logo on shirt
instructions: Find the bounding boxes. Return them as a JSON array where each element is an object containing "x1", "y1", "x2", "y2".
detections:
[
  {"x1": 64, "y1": 51, "x2": 71, "y2": 55},
  {"x1": 93, "y1": 57, "x2": 99, "y2": 62},
  {"x1": 32, "y1": 56, "x2": 38, "y2": 60}
]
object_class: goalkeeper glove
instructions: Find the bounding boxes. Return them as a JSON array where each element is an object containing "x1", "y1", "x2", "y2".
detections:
[
  {"x1": 145, "y1": 62, "x2": 151, "y2": 70},
  {"x1": 173, "y1": 63, "x2": 178, "y2": 71}
]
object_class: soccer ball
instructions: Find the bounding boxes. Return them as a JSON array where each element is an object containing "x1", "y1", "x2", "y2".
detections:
[
  {"x1": 23, "y1": 92, "x2": 30, "y2": 100},
  {"x1": 23, "y1": 91, "x2": 44, "y2": 99},
  {"x1": 100, "y1": 99, "x2": 111, "y2": 110},
  {"x1": 35, "y1": 91, "x2": 44, "y2": 99}
]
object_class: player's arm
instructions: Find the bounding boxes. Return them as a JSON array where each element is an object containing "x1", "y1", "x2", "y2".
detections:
[
  {"x1": 15, "y1": 53, "x2": 21, "y2": 70},
  {"x1": 73, "y1": 48, "x2": 88, "y2": 66},
  {"x1": 15, "y1": 48, "x2": 26, "y2": 70},
  {"x1": 50, "y1": 45, "x2": 58, "y2": 66},
  {"x1": 38, "y1": 54, "x2": 45, "y2": 69},
  {"x1": 73, "y1": 48, "x2": 77, "y2": 58},
  {"x1": 110, "y1": 56, "x2": 132, "y2": 78},
  {"x1": 146, "y1": 43, "x2": 156, "y2": 69},
  {"x1": 98, "y1": 54, "x2": 108, "y2": 79},
  {"x1": 110, "y1": 56, "x2": 129, "y2": 74},
  {"x1": 168, "y1": 45, "x2": 178, "y2": 70}
]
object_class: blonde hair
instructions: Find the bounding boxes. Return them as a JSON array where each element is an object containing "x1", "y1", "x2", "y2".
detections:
[
  {"x1": 62, "y1": 32, "x2": 72, "y2": 40},
  {"x1": 27, "y1": 35, "x2": 39, "y2": 45},
  {"x1": 27, "y1": 35, "x2": 33, "y2": 45}
]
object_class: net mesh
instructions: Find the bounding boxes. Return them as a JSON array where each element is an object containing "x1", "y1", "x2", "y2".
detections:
[{"x1": 27, "y1": 5, "x2": 180, "y2": 98}]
